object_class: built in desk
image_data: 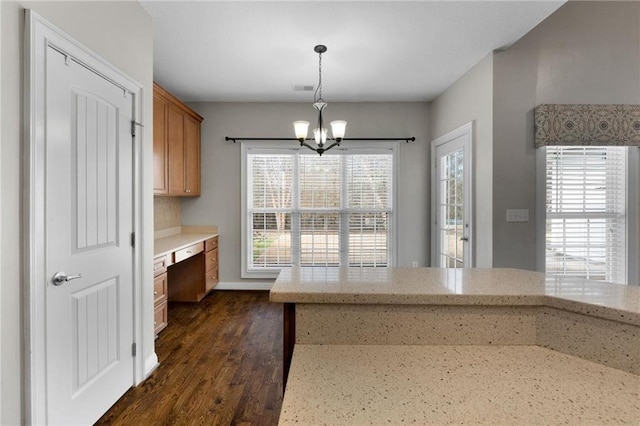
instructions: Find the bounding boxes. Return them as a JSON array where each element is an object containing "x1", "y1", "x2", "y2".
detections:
[{"x1": 153, "y1": 226, "x2": 218, "y2": 333}]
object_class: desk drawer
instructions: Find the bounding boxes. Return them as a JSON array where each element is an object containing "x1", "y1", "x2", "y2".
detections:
[
  {"x1": 153, "y1": 254, "x2": 170, "y2": 277},
  {"x1": 205, "y1": 248, "x2": 218, "y2": 271},
  {"x1": 205, "y1": 267, "x2": 218, "y2": 292},
  {"x1": 154, "y1": 301, "x2": 167, "y2": 334},
  {"x1": 154, "y1": 272, "x2": 168, "y2": 304},
  {"x1": 174, "y1": 242, "x2": 204, "y2": 263},
  {"x1": 205, "y1": 236, "x2": 218, "y2": 252}
]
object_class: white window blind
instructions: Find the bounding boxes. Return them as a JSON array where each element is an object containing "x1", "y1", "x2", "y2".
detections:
[
  {"x1": 346, "y1": 155, "x2": 392, "y2": 266},
  {"x1": 249, "y1": 155, "x2": 293, "y2": 268},
  {"x1": 299, "y1": 156, "x2": 341, "y2": 266},
  {"x1": 246, "y1": 149, "x2": 394, "y2": 272},
  {"x1": 545, "y1": 146, "x2": 627, "y2": 284}
]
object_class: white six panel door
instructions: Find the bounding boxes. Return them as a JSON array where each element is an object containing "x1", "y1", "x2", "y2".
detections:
[{"x1": 45, "y1": 45, "x2": 134, "y2": 425}]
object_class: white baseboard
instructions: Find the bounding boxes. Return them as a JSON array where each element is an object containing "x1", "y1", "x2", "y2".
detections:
[
  {"x1": 143, "y1": 353, "x2": 159, "y2": 379},
  {"x1": 214, "y1": 281, "x2": 274, "y2": 290}
]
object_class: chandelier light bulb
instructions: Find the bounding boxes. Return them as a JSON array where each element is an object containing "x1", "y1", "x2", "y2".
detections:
[{"x1": 313, "y1": 128, "x2": 328, "y2": 146}]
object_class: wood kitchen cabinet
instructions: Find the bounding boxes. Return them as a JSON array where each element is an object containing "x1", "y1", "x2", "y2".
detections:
[
  {"x1": 153, "y1": 93, "x2": 169, "y2": 194},
  {"x1": 153, "y1": 254, "x2": 170, "y2": 334},
  {"x1": 153, "y1": 82, "x2": 203, "y2": 196},
  {"x1": 204, "y1": 236, "x2": 219, "y2": 292}
]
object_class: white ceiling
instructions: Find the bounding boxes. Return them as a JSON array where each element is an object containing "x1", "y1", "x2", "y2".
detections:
[{"x1": 141, "y1": 1, "x2": 565, "y2": 102}]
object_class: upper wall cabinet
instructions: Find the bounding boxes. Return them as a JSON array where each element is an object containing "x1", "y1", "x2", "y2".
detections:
[{"x1": 153, "y1": 82, "x2": 203, "y2": 196}]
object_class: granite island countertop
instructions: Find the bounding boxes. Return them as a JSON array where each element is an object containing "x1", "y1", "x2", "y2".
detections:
[
  {"x1": 273, "y1": 267, "x2": 640, "y2": 424},
  {"x1": 279, "y1": 345, "x2": 640, "y2": 425},
  {"x1": 270, "y1": 267, "x2": 640, "y2": 326}
]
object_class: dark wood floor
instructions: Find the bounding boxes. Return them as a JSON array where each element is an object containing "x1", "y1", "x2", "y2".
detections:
[{"x1": 96, "y1": 291, "x2": 283, "y2": 425}]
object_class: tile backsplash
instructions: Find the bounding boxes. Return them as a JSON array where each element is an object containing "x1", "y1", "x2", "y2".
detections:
[{"x1": 154, "y1": 196, "x2": 181, "y2": 231}]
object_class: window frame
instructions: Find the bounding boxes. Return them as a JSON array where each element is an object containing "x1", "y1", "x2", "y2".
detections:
[
  {"x1": 241, "y1": 141, "x2": 399, "y2": 279},
  {"x1": 536, "y1": 146, "x2": 639, "y2": 286}
]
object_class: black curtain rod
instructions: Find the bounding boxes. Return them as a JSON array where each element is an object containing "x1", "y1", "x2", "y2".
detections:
[{"x1": 225, "y1": 136, "x2": 416, "y2": 143}]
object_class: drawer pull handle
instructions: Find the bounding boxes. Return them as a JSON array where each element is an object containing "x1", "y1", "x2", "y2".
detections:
[{"x1": 187, "y1": 250, "x2": 192, "y2": 254}]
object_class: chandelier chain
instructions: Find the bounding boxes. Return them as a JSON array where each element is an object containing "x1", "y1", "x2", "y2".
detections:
[{"x1": 315, "y1": 50, "x2": 323, "y2": 102}]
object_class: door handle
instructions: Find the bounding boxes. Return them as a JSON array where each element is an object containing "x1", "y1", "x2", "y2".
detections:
[
  {"x1": 459, "y1": 237, "x2": 469, "y2": 242},
  {"x1": 52, "y1": 271, "x2": 83, "y2": 286}
]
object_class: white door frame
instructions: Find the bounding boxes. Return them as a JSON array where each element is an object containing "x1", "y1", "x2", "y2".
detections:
[
  {"x1": 24, "y1": 10, "x2": 146, "y2": 424},
  {"x1": 430, "y1": 122, "x2": 474, "y2": 267}
]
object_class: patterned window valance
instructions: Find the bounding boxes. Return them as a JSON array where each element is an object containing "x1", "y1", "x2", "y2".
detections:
[{"x1": 534, "y1": 104, "x2": 640, "y2": 148}]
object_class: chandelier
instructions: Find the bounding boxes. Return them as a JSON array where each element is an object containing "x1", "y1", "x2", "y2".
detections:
[
  {"x1": 223, "y1": 45, "x2": 416, "y2": 148},
  {"x1": 293, "y1": 45, "x2": 346, "y2": 156}
]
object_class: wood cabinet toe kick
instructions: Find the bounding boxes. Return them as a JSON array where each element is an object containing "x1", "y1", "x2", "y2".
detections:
[{"x1": 153, "y1": 235, "x2": 219, "y2": 334}]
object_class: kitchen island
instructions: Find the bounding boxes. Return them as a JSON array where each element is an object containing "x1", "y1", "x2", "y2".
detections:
[{"x1": 270, "y1": 267, "x2": 640, "y2": 425}]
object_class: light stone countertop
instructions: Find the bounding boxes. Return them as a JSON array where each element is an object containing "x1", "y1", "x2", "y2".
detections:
[
  {"x1": 154, "y1": 225, "x2": 218, "y2": 258},
  {"x1": 279, "y1": 344, "x2": 640, "y2": 425},
  {"x1": 270, "y1": 267, "x2": 640, "y2": 326}
]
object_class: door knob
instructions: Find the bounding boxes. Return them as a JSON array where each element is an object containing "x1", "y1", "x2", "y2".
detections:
[{"x1": 52, "y1": 271, "x2": 83, "y2": 286}]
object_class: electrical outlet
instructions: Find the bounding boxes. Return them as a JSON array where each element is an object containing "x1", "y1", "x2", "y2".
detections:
[
  {"x1": 411, "y1": 261, "x2": 419, "y2": 268},
  {"x1": 506, "y1": 209, "x2": 529, "y2": 222}
]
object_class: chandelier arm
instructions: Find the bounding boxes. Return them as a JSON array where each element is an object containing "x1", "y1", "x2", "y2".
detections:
[
  {"x1": 299, "y1": 141, "x2": 318, "y2": 151},
  {"x1": 322, "y1": 140, "x2": 341, "y2": 152}
]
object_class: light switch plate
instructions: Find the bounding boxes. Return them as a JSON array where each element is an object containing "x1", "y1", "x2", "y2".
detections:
[{"x1": 506, "y1": 209, "x2": 529, "y2": 222}]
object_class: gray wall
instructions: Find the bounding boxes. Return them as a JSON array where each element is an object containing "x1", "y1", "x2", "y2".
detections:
[
  {"x1": 429, "y1": 53, "x2": 494, "y2": 268},
  {"x1": 492, "y1": 0, "x2": 640, "y2": 269},
  {"x1": 1, "y1": 2, "x2": 153, "y2": 423},
  {"x1": 181, "y1": 102, "x2": 430, "y2": 283}
]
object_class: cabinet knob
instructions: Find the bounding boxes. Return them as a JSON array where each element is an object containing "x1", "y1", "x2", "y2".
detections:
[
  {"x1": 154, "y1": 321, "x2": 157, "y2": 325},
  {"x1": 154, "y1": 291, "x2": 158, "y2": 295}
]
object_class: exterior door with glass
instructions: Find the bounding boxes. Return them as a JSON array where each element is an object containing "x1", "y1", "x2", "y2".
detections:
[{"x1": 431, "y1": 123, "x2": 473, "y2": 268}]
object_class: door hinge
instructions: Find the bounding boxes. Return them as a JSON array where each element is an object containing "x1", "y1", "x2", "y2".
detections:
[
  {"x1": 131, "y1": 121, "x2": 144, "y2": 137},
  {"x1": 132, "y1": 342, "x2": 137, "y2": 357},
  {"x1": 130, "y1": 232, "x2": 135, "y2": 247}
]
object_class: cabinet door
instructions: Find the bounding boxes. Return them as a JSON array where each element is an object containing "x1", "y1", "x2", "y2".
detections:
[
  {"x1": 154, "y1": 272, "x2": 168, "y2": 304},
  {"x1": 154, "y1": 301, "x2": 168, "y2": 334},
  {"x1": 167, "y1": 106, "x2": 185, "y2": 195},
  {"x1": 184, "y1": 115, "x2": 201, "y2": 196},
  {"x1": 153, "y1": 94, "x2": 169, "y2": 194}
]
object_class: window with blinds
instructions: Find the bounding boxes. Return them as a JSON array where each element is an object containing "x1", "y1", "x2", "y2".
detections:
[
  {"x1": 545, "y1": 146, "x2": 627, "y2": 284},
  {"x1": 247, "y1": 149, "x2": 394, "y2": 272}
]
